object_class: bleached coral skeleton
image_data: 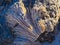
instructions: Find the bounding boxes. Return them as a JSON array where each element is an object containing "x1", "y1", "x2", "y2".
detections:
[{"x1": 2, "y1": 0, "x2": 60, "y2": 45}]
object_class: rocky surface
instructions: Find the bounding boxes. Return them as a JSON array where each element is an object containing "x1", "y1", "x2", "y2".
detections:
[{"x1": 0, "y1": 0, "x2": 60, "y2": 45}]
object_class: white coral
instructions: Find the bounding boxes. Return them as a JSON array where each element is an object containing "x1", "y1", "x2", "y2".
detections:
[{"x1": 5, "y1": 0, "x2": 60, "y2": 45}]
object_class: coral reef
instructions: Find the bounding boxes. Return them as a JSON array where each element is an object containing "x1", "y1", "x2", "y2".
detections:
[{"x1": 0, "y1": 0, "x2": 60, "y2": 45}]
